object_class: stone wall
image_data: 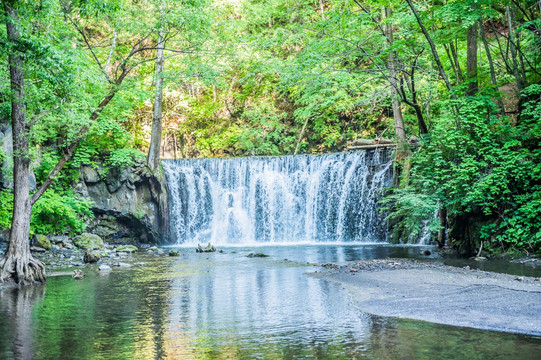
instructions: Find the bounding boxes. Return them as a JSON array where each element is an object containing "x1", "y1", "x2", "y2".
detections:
[{"x1": 75, "y1": 163, "x2": 167, "y2": 244}]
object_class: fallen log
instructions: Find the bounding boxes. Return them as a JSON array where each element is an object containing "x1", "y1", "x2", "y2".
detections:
[{"x1": 346, "y1": 143, "x2": 397, "y2": 150}]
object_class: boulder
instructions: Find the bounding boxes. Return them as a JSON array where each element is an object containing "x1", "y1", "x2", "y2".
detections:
[
  {"x1": 169, "y1": 250, "x2": 180, "y2": 256},
  {"x1": 73, "y1": 233, "x2": 104, "y2": 250},
  {"x1": 81, "y1": 166, "x2": 100, "y2": 184},
  {"x1": 33, "y1": 234, "x2": 51, "y2": 250},
  {"x1": 50, "y1": 235, "x2": 71, "y2": 246},
  {"x1": 83, "y1": 250, "x2": 101, "y2": 263},
  {"x1": 77, "y1": 163, "x2": 167, "y2": 245}
]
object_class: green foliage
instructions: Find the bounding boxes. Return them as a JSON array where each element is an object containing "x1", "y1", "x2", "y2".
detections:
[
  {"x1": 0, "y1": 191, "x2": 13, "y2": 231},
  {"x1": 31, "y1": 190, "x2": 94, "y2": 236},
  {"x1": 385, "y1": 87, "x2": 541, "y2": 253},
  {"x1": 0, "y1": 189, "x2": 93, "y2": 236},
  {"x1": 380, "y1": 187, "x2": 439, "y2": 243},
  {"x1": 1, "y1": 0, "x2": 539, "y2": 257}
]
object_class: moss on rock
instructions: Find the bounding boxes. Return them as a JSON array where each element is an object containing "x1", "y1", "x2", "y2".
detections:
[
  {"x1": 116, "y1": 245, "x2": 138, "y2": 253},
  {"x1": 73, "y1": 233, "x2": 104, "y2": 250},
  {"x1": 34, "y1": 234, "x2": 51, "y2": 250}
]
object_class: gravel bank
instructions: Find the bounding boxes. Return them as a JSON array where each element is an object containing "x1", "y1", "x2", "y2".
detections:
[{"x1": 310, "y1": 259, "x2": 541, "y2": 335}]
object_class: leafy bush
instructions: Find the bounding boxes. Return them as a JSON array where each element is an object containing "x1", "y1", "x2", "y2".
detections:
[
  {"x1": 384, "y1": 88, "x2": 541, "y2": 254},
  {"x1": 0, "y1": 189, "x2": 94, "y2": 236},
  {"x1": 31, "y1": 190, "x2": 94, "y2": 236},
  {"x1": 0, "y1": 191, "x2": 13, "y2": 231},
  {"x1": 379, "y1": 188, "x2": 439, "y2": 244}
]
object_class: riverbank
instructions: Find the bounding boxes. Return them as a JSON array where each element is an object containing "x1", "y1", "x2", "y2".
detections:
[{"x1": 309, "y1": 259, "x2": 541, "y2": 336}]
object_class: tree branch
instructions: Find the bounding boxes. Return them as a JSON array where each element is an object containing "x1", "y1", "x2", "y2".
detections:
[{"x1": 66, "y1": 15, "x2": 112, "y2": 83}]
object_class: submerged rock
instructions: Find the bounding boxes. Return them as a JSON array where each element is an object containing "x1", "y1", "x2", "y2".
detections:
[
  {"x1": 98, "y1": 264, "x2": 112, "y2": 271},
  {"x1": 247, "y1": 252, "x2": 269, "y2": 258},
  {"x1": 72, "y1": 269, "x2": 84, "y2": 280},
  {"x1": 73, "y1": 233, "x2": 104, "y2": 250},
  {"x1": 321, "y1": 263, "x2": 339, "y2": 269},
  {"x1": 472, "y1": 256, "x2": 488, "y2": 262},
  {"x1": 114, "y1": 262, "x2": 133, "y2": 267},
  {"x1": 196, "y1": 243, "x2": 216, "y2": 253}
]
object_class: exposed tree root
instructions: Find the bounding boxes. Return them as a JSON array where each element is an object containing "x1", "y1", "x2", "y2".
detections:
[{"x1": 0, "y1": 254, "x2": 46, "y2": 285}]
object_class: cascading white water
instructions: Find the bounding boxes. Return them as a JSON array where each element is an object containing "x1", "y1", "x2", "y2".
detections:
[{"x1": 163, "y1": 150, "x2": 393, "y2": 245}]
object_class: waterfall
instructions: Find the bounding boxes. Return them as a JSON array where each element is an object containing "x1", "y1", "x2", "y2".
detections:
[{"x1": 162, "y1": 150, "x2": 393, "y2": 245}]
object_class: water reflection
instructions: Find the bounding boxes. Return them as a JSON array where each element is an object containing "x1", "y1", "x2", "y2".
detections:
[
  {"x1": 165, "y1": 252, "x2": 373, "y2": 358},
  {"x1": 0, "y1": 284, "x2": 45, "y2": 359},
  {"x1": 0, "y1": 245, "x2": 539, "y2": 359}
]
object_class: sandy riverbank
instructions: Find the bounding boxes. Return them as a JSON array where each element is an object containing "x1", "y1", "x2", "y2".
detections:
[{"x1": 309, "y1": 259, "x2": 541, "y2": 335}]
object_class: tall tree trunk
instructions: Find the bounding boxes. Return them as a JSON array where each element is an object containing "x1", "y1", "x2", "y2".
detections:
[
  {"x1": 438, "y1": 208, "x2": 447, "y2": 247},
  {"x1": 479, "y1": 18, "x2": 505, "y2": 115},
  {"x1": 294, "y1": 117, "x2": 309, "y2": 155},
  {"x1": 384, "y1": 7, "x2": 407, "y2": 161},
  {"x1": 466, "y1": 22, "x2": 478, "y2": 96},
  {"x1": 449, "y1": 41, "x2": 464, "y2": 83},
  {"x1": 443, "y1": 44, "x2": 459, "y2": 83},
  {"x1": 147, "y1": 29, "x2": 166, "y2": 172},
  {"x1": 0, "y1": 1, "x2": 46, "y2": 285},
  {"x1": 506, "y1": 5, "x2": 523, "y2": 93}
]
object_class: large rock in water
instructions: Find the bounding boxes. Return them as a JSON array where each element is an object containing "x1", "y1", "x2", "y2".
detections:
[
  {"x1": 83, "y1": 249, "x2": 101, "y2": 263},
  {"x1": 73, "y1": 233, "x2": 104, "y2": 250},
  {"x1": 75, "y1": 162, "x2": 167, "y2": 244}
]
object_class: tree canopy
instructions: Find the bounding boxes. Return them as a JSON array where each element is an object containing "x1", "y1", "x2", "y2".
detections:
[{"x1": 0, "y1": 0, "x2": 540, "y2": 276}]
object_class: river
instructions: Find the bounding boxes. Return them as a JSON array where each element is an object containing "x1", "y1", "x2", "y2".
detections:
[{"x1": 1, "y1": 244, "x2": 540, "y2": 359}]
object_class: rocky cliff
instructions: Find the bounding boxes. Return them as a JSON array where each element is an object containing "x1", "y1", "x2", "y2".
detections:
[{"x1": 74, "y1": 163, "x2": 167, "y2": 244}]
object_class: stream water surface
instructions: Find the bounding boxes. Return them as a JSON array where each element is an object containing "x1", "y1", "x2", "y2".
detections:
[{"x1": 0, "y1": 245, "x2": 540, "y2": 359}]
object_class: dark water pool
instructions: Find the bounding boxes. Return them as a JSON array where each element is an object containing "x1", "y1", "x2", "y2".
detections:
[{"x1": 0, "y1": 244, "x2": 540, "y2": 359}]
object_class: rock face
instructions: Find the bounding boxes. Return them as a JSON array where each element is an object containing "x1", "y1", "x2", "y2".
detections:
[{"x1": 75, "y1": 162, "x2": 167, "y2": 244}]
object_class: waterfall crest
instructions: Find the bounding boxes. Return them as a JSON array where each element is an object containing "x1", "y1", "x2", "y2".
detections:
[{"x1": 163, "y1": 150, "x2": 393, "y2": 245}]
